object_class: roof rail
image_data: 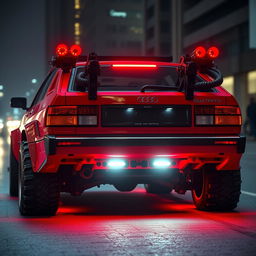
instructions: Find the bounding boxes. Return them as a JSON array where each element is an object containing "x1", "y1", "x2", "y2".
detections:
[{"x1": 77, "y1": 56, "x2": 173, "y2": 62}]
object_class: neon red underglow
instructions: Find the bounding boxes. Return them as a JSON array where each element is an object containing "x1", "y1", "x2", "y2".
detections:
[
  {"x1": 70, "y1": 44, "x2": 82, "y2": 56},
  {"x1": 207, "y1": 46, "x2": 220, "y2": 59},
  {"x1": 194, "y1": 46, "x2": 206, "y2": 58},
  {"x1": 112, "y1": 64, "x2": 157, "y2": 68},
  {"x1": 56, "y1": 44, "x2": 69, "y2": 56}
]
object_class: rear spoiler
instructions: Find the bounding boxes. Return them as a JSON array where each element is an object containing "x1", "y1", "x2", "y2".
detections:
[
  {"x1": 76, "y1": 56, "x2": 173, "y2": 62},
  {"x1": 51, "y1": 55, "x2": 173, "y2": 72}
]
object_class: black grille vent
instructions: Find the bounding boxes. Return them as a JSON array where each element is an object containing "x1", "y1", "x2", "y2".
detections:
[{"x1": 101, "y1": 105, "x2": 191, "y2": 127}]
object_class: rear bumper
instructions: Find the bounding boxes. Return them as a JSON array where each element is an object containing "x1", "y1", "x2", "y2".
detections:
[
  {"x1": 45, "y1": 135, "x2": 246, "y2": 155},
  {"x1": 27, "y1": 135, "x2": 246, "y2": 173}
]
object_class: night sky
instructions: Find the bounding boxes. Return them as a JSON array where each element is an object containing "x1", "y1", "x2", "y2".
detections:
[{"x1": 0, "y1": 0, "x2": 46, "y2": 116}]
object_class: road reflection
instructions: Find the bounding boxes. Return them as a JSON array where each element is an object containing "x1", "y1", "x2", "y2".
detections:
[
  {"x1": 0, "y1": 189, "x2": 253, "y2": 236},
  {"x1": 0, "y1": 136, "x2": 256, "y2": 256}
]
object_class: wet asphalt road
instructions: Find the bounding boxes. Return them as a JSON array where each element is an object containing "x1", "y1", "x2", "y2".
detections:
[{"x1": 0, "y1": 137, "x2": 256, "y2": 256}]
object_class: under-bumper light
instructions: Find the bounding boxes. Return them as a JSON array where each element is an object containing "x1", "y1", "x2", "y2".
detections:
[
  {"x1": 126, "y1": 107, "x2": 134, "y2": 112},
  {"x1": 153, "y1": 158, "x2": 171, "y2": 168},
  {"x1": 165, "y1": 108, "x2": 173, "y2": 112},
  {"x1": 107, "y1": 159, "x2": 126, "y2": 169}
]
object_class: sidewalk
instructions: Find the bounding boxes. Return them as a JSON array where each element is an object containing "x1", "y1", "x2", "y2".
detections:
[{"x1": 244, "y1": 136, "x2": 256, "y2": 154}]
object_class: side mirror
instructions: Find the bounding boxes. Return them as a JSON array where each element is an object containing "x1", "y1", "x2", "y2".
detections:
[{"x1": 10, "y1": 97, "x2": 27, "y2": 110}]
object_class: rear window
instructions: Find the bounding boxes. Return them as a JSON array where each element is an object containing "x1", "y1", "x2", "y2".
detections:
[
  {"x1": 69, "y1": 65, "x2": 213, "y2": 92},
  {"x1": 69, "y1": 65, "x2": 179, "y2": 91}
]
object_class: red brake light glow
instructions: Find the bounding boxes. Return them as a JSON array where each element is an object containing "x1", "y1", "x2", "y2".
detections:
[
  {"x1": 56, "y1": 44, "x2": 69, "y2": 56},
  {"x1": 207, "y1": 46, "x2": 219, "y2": 59},
  {"x1": 112, "y1": 64, "x2": 157, "y2": 68},
  {"x1": 194, "y1": 46, "x2": 206, "y2": 58},
  {"x1": 70, "y1": 44, "x2": 82, "y2": 56}
]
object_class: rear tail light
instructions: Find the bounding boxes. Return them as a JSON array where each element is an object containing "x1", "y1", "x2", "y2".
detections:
[
  {"x1": 46, "y1": 115, "x2": 77, "y2": 126},
  {"x1": 192, "y1": 46, "x2": 220, "y2": 60},
  {"x1": 215, "y1": 116, "x2": 242, "y2": 125},
  {"x1": 56, "y1": 44, "x2": 69, "y2": 56},
  {"x1": 46, "y1": 106, "x2": 98, "y2": 126},
  {"x1": 195, "y1": 115, "x2": 214, "y2": 125},
  {"x1": 70, "y1": 44, "x2": 82, "y2": 56},
  {"x1": 214, "y1": 141, "x2": 237, "y2": 145},
  {"x1": 195, "y1": 106, "x2": 241, "y2": 126},
  {"x1": 193, "y1": 46, "x2": 206, "y2": 58},
  {"x1": 207, "y1": 46, "x2": 219, "y2": 59}
]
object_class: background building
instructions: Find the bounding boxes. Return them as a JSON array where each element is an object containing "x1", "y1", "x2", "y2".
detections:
[
  {"x1": 46, "y1": 0, "x2": 74, "y2": 59},
  {"x1": 143, "y1": 0, "x2": 182, "y2": 60},
  {"x1": 144, "y1": 0, "x2": 256, "y2": 118},
  {"x1": 0, "y1": 0, "x2": 46, "y2": 117},
  {"x1": 80, "y1": 0, "x2": 144, "y2": 56},
  {"x1": 46, "y1": 0, "x2": 144, "y2": 57},
  {"x1": 183, "y1": 0, "x2": 256, "y2": 117}
]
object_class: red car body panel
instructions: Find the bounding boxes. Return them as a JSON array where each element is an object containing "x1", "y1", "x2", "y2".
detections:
[{"x1": 11, "y1": 60, "x2": 244, "y2": 177}]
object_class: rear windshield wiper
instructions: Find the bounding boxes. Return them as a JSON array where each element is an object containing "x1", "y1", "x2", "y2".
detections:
[{"x1": 140, "y1": 84, "x2": 178, "y2": 92}]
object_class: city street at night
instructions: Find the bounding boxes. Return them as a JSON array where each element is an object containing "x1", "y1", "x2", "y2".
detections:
[
  {"x1": 0, "y1": 137, "x2": 256, "y2": 256},
  {"x1": 1, "y1": 1, "x2": 256, "y2": 256}
]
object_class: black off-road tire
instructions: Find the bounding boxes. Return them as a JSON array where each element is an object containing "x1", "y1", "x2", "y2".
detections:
[
  {"x1": 114, "y1": 182, "x2": 137, "y2": 192},
  {"x1": 191, "y1": 168, "x2": 241, "y2": 211},
  {"x1": 19, "y1": 142, "x2": 60, "y2": 216},
  {"x1": 9, "y1": 143, "x2": 19, "y2": 197},
  {"x1": 144, "y1": 183, "x2": 172, "y2": 194}
]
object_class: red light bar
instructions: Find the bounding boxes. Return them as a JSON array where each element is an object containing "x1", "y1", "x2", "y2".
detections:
[
  {"x1": 112, "y1": 64, "x2": 157, "y2": 68},
  {"x1": 194, "y1": 46, "x2": 206, "y2": 58},
  {"x1": 56, "y1": 44, "x2": 68, "y2": 56},
  {"x1": 207, "y1": 46, "x2": 219, "y2": 59},
  {"x1": 214, "y1": 141, "x2": 237, "y2": 145},
  {"x1": 70, "y1": 44, "x2": 82, "y2": 57}
]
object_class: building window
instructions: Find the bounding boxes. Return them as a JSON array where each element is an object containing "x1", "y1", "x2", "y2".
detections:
[
  {"x1": 160, "y1": 42, "x2": 171, "y2": 55},
  {"x1": 130, "y1": 26, "x2": 143, "y2": 34},
  {"x1": 106, "y1": 40, "x2": 117, "y2": 48},
  {"x1": 160, "y1": 20, "x2": 170, "y2": 34},
  {"x1": 126, "y1": 41, "x2": 141, "y2": 49},
  {"x1": 74, "y1": 22, "x2": 81, "y2": 44},
  {"x1": 107, "y1": 25, "x2": 117, "y2": 33},
  {"x1": 146, "y1": 5, "x2": 154, "y2": 19},
  {"x1": 119, "y1": 25, "x2": 127, "y2": 33},
  {"x1": 74, "y1": 0, "x2": 80, "y2": 10},
  {"x1": 146, "y1": 27, "x2": 154, "y2": 40},
  {"x1": 248, "y1": 70, "x2": 256, "y2": 94},
  {"x1": 160, "y1": 0, "x2": 170, "y2": 12},
  {"x1": 74, "y1": 22, "x2": 80, "y2": 36},
  {"x1": 222, "y1": 76, "x2": 234, "y2": 95},
  {"x1": 146, "y1": 47, "x2": 155, "y2": 56}
]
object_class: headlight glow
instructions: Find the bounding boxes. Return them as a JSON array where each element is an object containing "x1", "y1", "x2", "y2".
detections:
[
  {"x1": 126, "y1": 107, "x2": 134, "y2": 112},
  {"x1": 153, "y1": 158, "x2": 171, "y2": 168},
  {"x1": 107, "y1": 159, "x2": 126, "y2": 169}
]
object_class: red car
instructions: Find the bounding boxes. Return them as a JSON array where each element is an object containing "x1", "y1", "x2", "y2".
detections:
[{"x1": 9, "y1": 44, "x2": 245, "y2": 216}]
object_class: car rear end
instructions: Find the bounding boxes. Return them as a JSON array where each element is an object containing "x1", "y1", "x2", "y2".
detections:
[
  {"x1": 42, "y1": 59, "x2": 245, "y2": 197},
  {"x1": 14, "y1": 44, "x2": 245, "y2": 216}
]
